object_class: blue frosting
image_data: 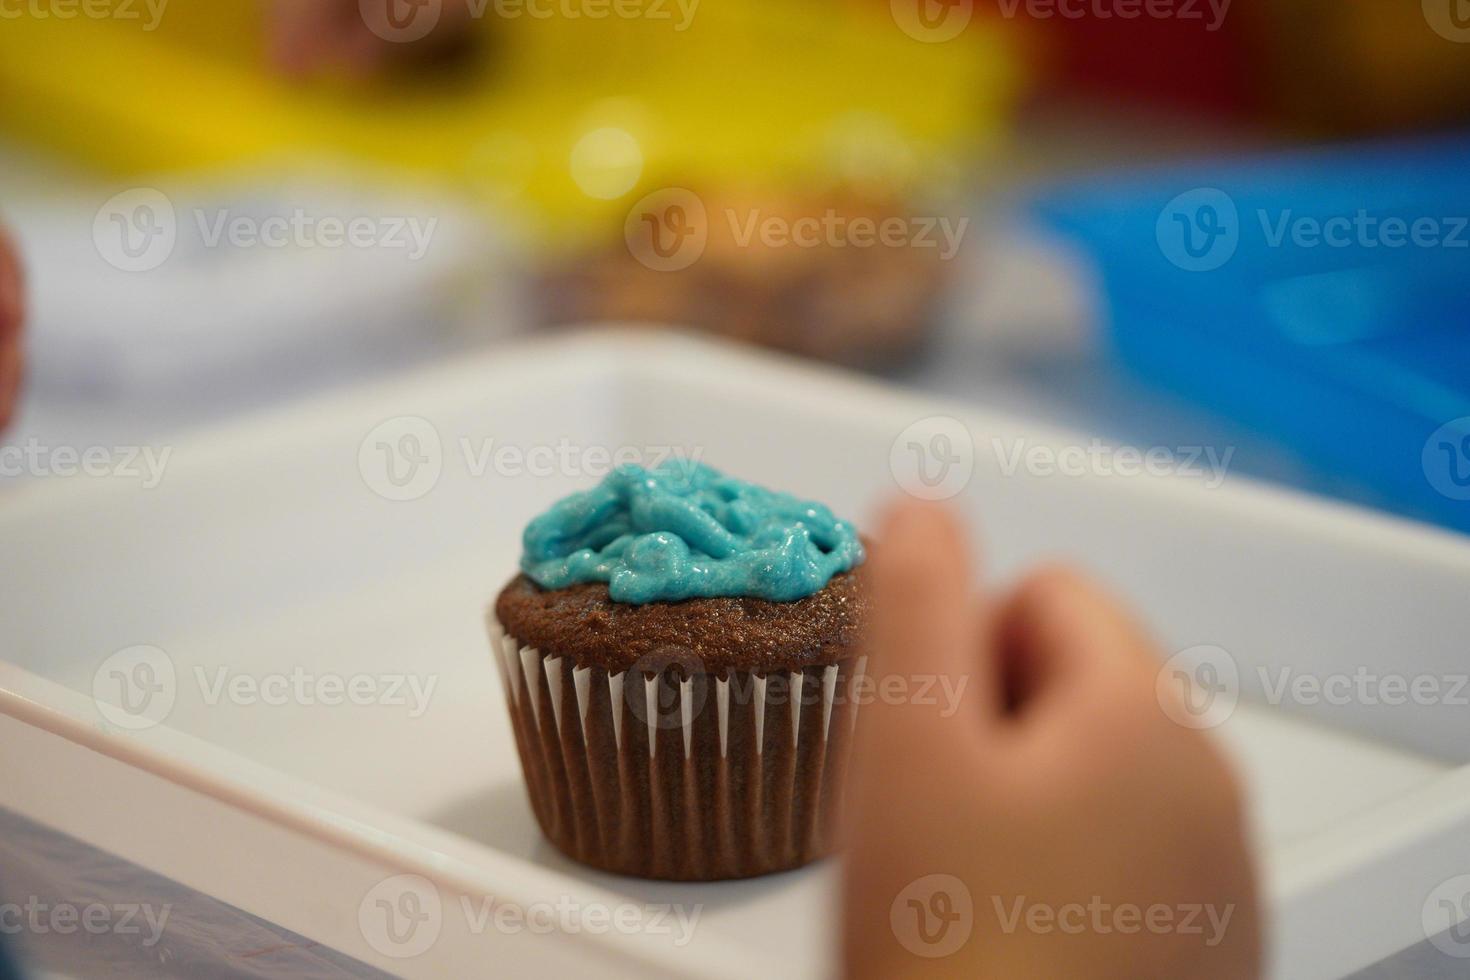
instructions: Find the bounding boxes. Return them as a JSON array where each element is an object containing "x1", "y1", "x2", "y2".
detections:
[{"x1": 520, "y1": 462, "x2": 865, "y2": 604}]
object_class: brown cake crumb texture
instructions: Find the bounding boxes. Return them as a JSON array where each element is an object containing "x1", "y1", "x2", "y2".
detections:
[{"x1": 493, "y1": 562, "x2": 870, "y2": 674}]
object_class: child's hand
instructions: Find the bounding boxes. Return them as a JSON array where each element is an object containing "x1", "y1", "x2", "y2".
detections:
[
  {"x1": 268, "y1": 0, "x2": 476, "y2": 79},
  {"x1": 843, "y1": 502, "x2": 1261, "y2": 979},
  {"x1": 0, "y1": 226, "x2": 22, "y2": 430}
]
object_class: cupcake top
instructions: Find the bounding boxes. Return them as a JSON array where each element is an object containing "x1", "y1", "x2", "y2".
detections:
[
  {"x1": 519, "y1": 462, "x2": 865, "y2": 605},
  {"x1": 494, "y1": 568, "x2": 868, "y2": 672}
]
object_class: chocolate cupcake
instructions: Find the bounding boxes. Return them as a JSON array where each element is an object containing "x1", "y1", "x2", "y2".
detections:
[{"x1": 487, "y1": 462, "x2": 870, "y2": 881}]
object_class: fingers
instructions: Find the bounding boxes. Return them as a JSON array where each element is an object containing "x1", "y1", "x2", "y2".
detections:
[
  {"x1": 268, "y1": 0, "x2": 332, "y2": 77},
  {"x1": 859, "y1": 501, "x2": 993, "y2": 758},
  {"x1": 270, "y1": 0, "x2": 478, "y2": 79},
  {"x1": 842, "y1": 501, "x2": 991, "y2": 977},
  {"x1": 269, "y1": 0, "x2": 377, "y2": 78},
  {"x1": 0, "y1": 227, "x2": 21, "y2": 333},
  {"x1": 0, "y1": 228, "x2": 24, "y2": 431},
  {"x1": 995, "y1": 565, "x2": 1159, "y2": 721},
  {"x1": 0, "y1": 344, "x2": 21, "y2": 432}
]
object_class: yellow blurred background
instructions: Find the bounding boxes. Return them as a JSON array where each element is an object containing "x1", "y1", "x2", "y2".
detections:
[{"x1": 0, "y1": 0, "x2": 1023, "y2": 247}]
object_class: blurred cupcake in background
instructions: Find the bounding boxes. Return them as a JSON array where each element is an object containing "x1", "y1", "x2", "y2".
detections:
[{"x1": 538, "y1": 185, "x2": 958, "y2": 368}]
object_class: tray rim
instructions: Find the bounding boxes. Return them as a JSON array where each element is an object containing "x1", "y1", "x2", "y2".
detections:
[{"x1": 5, "y1": 326, "x2": 1470, "y2": 979}]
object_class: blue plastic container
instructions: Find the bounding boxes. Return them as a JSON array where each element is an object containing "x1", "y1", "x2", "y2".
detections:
[{"x1": 1030, "y1": 135, "x2": 1470, "y2": 536}]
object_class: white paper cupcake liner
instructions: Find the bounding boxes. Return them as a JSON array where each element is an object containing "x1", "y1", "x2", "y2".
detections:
[{"x1": 487, "y1": 612, "x2": 868, "y2": 881}]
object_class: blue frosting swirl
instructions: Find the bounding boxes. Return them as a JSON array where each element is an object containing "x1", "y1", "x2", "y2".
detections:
[{"x1": 520, "y1": 462, "x2": 865, "y2": 604}]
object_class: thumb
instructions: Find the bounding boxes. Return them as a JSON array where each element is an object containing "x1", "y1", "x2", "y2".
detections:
[{"x1": 855, "y1": 501, "x2": 994, "y2": 763}]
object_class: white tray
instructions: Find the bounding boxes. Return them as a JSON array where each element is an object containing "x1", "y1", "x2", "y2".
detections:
[{"x1": 4, "y1": 330, "x2": 1470, "y2": 979}]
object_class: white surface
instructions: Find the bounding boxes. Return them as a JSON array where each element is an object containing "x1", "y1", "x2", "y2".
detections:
[
  {"x1": 3, "y1": 330, "x2": 1470, "y2": 979},
  {"x1": 5, "y1": 173, "x2": 504, "y2": 404}
]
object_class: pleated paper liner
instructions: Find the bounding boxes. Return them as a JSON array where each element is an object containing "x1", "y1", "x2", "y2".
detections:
[{"x1": 487, "y1": 614, "x2": 869, "y2": 881}]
